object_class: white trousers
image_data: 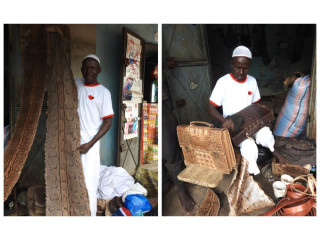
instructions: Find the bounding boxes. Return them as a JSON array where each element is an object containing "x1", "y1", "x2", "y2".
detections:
[
  {"x1": 80, "y1": 142, "x2": 100, "y2": 216},
  {"x1": 238, "y1": 126, "x2": 275, "y2": 175}
]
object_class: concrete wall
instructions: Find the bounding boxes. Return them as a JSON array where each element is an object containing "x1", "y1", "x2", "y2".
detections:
[
  {"x1": 96, "y1": 24, "x2": 158, "y2": 166},
  {"x1": 69, "y1": 24, "x2": 96, "y2": 79}
]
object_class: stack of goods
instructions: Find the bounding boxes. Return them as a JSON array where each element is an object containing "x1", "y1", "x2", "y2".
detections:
[
  {"x1": 155, "y1": 115, "x2": 158, "y2": 144},
  {"x1": 141, "y1": 103, "x2": 158, "y2": 164},
  {"x1": 147, "y1": 144, "x2": 158, "y2": 163},
  {"x1": 141, "y1": 101, "x2": 149, "y2": 163},
  {"x1": 138, "y1": 103, "x2": 158, "y2": 197}
]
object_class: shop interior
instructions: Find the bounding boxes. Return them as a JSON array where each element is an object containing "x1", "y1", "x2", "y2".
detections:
[{"x1": 162, "y1": 24, "x2": 316, "y2": 216}]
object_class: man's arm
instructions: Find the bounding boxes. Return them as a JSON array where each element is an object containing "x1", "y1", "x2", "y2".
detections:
[
  {"x1": 77, "y1": 117, "x2": 112, "y2": 154},
  {"x1": 208, "y1": 103, "x2": 234, "y2": 132}
]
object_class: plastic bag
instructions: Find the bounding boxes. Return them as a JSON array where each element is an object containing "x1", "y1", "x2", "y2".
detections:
[
  {"x1": 112, "y1": 207, "x2": 132, "y2": 216},
  {"x1": 124, "y1": 194, "x2": 152, "y2": 216}
]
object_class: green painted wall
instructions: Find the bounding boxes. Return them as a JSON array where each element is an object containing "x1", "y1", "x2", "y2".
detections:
[{"x1": 96, "y1": 24, "x2": 158, "y2": 166}]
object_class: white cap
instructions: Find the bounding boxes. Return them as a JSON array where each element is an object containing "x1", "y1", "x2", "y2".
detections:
[
  {"x1": 82, "y1": 54, "x2": 100, "y2": 64},
  {"x1": 232, "y1": 46, "x2": 252, "y2": 59}
]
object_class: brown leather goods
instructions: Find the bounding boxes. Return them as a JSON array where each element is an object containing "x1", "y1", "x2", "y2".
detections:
[
  {"x1": 5, "y1": 25, "x2": 90, "y2": 216},
  {"x1": 4, "y1": 25, "x2": 48, "y2": 201},
  {"x1": 177, "y1": 121, "x2": 236, "y2": 174},
  {"x1": 227, "y1": 156, "x2": 275, "y2": 216},
  {"x1": 45, "y1": 25, "x2": 90, "y2": 216},
  {"x1": 196, "y1": 189, "x2": 220, "y2": 216},
  {"x1": 274, "y1": 136, "x2": 316, "y2": 166},
  {"x1": 260, "y1": 174, "x2": 316, "y2": 216},
  {"x1": 230, "y1": 104, "x2": 275, "y2": 146},
  {"x1": 272, "y1": 156, "x2": 310, "y2": 178}
]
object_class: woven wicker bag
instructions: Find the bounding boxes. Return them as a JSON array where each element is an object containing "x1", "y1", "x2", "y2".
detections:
[{"x1": 177, "y1": 121, "x2": 236, "y2": 174}]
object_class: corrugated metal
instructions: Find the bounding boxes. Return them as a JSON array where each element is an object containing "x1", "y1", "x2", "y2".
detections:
[{"x1": 163, "y1": 24, "x2": 213, "y2": 124}]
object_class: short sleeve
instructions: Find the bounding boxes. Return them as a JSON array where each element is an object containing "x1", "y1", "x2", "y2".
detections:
[
  {"x1": 209, "y1": 79, "x2": 223, "y2": 107},
  {"x1": 251, "y1": 79, "x2": 261, "y2": 103},
  {"x1": 98, "y1": 89, "x2": 114, "y2": 119},
  {"x1": 75, "y1": 78, "x2": 83, "y2": 89}
]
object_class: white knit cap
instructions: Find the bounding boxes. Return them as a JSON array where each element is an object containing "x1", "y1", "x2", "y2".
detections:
[
  {"x1": 82, "y1": 54, "x2": 100, "y2": 64},
  {"x1": 232, "y1": 46, "x2": 252, "y2": 59}
]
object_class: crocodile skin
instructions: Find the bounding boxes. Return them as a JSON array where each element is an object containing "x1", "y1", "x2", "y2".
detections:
[
  {"x1": 230, "y1": 104, "x2": 275, "y2": 146},
  {"x1": 4, "y1": 25, "x2": 47, "y2": 201},
  {"x1": 45, "y1": 26, "x2": 90, "y2": 216}
]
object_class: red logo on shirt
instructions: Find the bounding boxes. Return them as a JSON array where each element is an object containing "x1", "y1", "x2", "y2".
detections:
[
  {"x1": 248, "y1": 91, "x2": 252, "y2": 95},
  {"x1": 88, "y1": 95, "x2": 94, "y2": 100}
]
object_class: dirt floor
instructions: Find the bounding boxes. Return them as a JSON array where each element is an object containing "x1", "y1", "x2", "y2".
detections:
[{"x1": 162, "y1": 158, "x2": 278, "y2": 216}]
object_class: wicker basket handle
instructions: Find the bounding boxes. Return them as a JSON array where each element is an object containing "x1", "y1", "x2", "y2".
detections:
[{"x1": 190, "y1": 121, "x2": 214, "y2": 128}]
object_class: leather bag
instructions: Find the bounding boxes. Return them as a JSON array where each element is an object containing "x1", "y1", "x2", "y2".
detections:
[
  {"x1": 230, "y1": 104, "x2": 275, "y2": 146},
  {"x1": 177, "y1": 121, "x2": 236, "y2": 174}
]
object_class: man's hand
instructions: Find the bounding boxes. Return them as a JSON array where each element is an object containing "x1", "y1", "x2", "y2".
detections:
[
  {"x1": 77, "y1": 143, "x2": 93, "y2": 154},
  {"x1": 222, "y1": 118, "x2": 234, "y2": 132},
  {"x1": 77, "y1": 118, "x2": 112, "y2": 155}
]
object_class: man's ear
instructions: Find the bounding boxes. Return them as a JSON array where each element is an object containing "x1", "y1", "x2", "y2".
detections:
[{"x1": 98, "y1": 67, "x2": 102, "y2": 74}]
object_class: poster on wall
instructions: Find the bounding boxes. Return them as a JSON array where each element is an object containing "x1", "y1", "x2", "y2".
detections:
[
  {"x1": 122, "y1": 77, "x2": 143, "y2": 102},
  {"x1": 126, "y1": 33, "x2": 141, "y2": 61},
  {"x1": 125, "y1": 102, "x2": 139, "y2": 120},
  {"x1": 126, "y1": 61, "x2": 140, "y2": 79},
  {"x1": 124, "y1": 119, "x2": 139, "y2": 140}
]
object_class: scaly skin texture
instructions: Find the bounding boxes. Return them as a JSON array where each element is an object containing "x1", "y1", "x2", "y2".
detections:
[
  {"x1": 45, "y1": 26, "x2": 90, "y2": 216},
  {"x1": 4, "y1": 25, "x2": 90, "y2": 215},
  {"x1": 4, "y1": 25, "x2": 47, "y2": 201}
]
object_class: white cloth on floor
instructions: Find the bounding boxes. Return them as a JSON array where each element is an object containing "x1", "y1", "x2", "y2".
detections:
[
  {"x1": 239, "y1": 126, "x2": 275, "y2": 175},
  {"x1": 97, "y1": 165, "x2": 135, "y2": 200},
  {"x1": 122, "y1": 183, "x2": 148, "y2": 203},
  {"x1": 239, "y1": 138, "x2": 260, "y2": 175},
  {"x1": 253, "y1": 126, "x2": 275, "y2": 152}
]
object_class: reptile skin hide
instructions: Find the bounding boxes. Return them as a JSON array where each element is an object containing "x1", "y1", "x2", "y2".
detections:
[
  {"x1": 4, "y1": 25, "x2": 90, "y2": 216},
  {"x1": 4, "y1": 25, "x2": 47, "y2": 201},
  {"x1": 227, "y1": 157, "x2": 275, "y2": 216},
  {"x1": 44, "y1": 26, "x2": 90, "y2": 216}
]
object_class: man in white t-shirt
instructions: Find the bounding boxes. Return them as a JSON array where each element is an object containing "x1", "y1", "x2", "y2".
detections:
[
  {"x1": 76, "y1": 54, "x2": 114, "y2": 216},
  {"x1": 208, "y1": 46, "x2": 275, "y2": 175}
]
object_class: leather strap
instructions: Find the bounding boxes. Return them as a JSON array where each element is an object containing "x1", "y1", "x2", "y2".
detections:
[{"x1": 260, "y1": 174, "x2": 316, "y2": 216}]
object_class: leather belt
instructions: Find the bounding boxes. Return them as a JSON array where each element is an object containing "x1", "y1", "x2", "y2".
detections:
[{"x1": 261, "y1": 174, "x2": 316, "y2": 216}]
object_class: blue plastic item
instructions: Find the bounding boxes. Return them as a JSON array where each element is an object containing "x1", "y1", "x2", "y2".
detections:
[{"x1": 124, "y1": 194, "x2": 152, "y2": 216}]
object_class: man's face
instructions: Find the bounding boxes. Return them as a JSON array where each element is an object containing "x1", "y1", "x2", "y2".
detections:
[
  {"x1": 230, "y1": 56, "x2": 251, "y2": 81},
  {"x1": 81, "y1": 58, "x2": 101, "y2": 84}
]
